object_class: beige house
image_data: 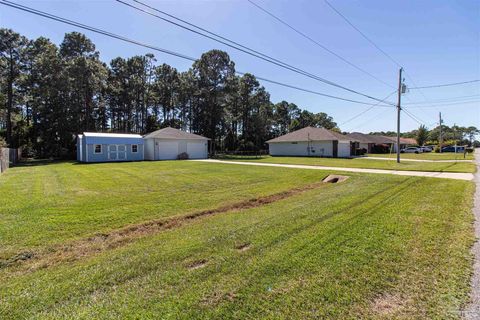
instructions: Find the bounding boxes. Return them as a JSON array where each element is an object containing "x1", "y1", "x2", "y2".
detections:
[{"x1": 267, "y1": 127, "x2": 352, "y2": 158}]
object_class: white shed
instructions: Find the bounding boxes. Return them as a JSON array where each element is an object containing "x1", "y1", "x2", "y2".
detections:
[
  {"x1": 143, "y1": 127, "x2": 209, "y2": 160},
  {"x1": 267, "y1": 126, "x2": 353, "y2": 158}
]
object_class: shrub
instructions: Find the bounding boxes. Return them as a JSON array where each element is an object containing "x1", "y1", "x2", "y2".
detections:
[
  {"x1": 0, "y1": 137, "x2": 5, "y2": 148},
  {"x1": 355, "y1": 148, "x2": 366, "y2": 156},
  {"x1": 177, "y1": 152, "x2": 189, "y2": 160},
  {"x1": 466, "y1": 147, "x2": 474, "y2": 154}
]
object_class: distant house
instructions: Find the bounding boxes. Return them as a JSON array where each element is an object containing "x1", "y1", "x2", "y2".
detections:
[
  {"x1": 77, "y1": 127, "x2": 209, "y2": 163},
  {"x1": 346, "y1": 132, "x2": 393, "y2": 154},
  {"x1": 380, "y1": 136, "x2": 417, "y2": 152},
  {"x1": 143, "y1": 127, "x2": 209, "y2": 160},
  {"x1": 77, "y1": 132, "x2": 144, "y2": 163},
  {"x1": 266, "y1": 126, "x2": 352, "y2": 158}
]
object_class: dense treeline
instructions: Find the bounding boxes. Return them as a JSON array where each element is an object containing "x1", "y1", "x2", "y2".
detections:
[
  {"x1": 371, "y1": 124, "x2": 480, "y2": 147},
  {"x1": 0, "y1": 29, "x2": 338, "y2": 158}
]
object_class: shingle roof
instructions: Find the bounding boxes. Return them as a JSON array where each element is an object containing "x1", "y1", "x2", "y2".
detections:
[
  {"x1": 346, "y1": 132, "x2": 394, "y2": 144},
  {"x1": 143, "y1": 127, "x2": 209, "y2": 140},
  {"x1": 266, "y1": 127, "x2": 350, "y2": 143},
  {"x1": 380, "y1": 136, "x2": 417, "y2": 145}
]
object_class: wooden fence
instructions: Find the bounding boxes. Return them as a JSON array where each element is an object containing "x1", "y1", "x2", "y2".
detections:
[{"x1": 0, "y1": 148, "x2": 20, "y2": 173}]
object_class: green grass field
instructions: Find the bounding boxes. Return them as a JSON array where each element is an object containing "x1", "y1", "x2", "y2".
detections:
[
  {"x1": 215, "y1": 155, "x2": 476, "y2": 173},
  {"x1": 0, "y1": 161, "x2": 475, "y2": 319},
  {"x1": 366, "y1": 152, "x2": 474, "y2": 161}
]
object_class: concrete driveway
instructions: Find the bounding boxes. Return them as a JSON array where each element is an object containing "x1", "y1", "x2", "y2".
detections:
[{"x1": 194, "y1": 159, "x2": 474, "y2": 181}]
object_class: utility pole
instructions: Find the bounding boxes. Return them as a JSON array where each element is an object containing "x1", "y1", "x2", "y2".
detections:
[
  {"x1": 396, "y1": 67, "x2": 403, "y2": 163},
  {"x1": 439, "y1": 112, "x2": 443, "y2": 153}
]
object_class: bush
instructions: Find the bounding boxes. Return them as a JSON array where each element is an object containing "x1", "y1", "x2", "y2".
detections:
[
  {"x1": 434, "y1": 145, "x2": 441, "y2": 153},
  {"x1": 466, "y1": 147, "x2": 474, "y2": 154},
  {"x1": 355, "y1": 148, "x2": 366, "y2": 156},
  {"x1": 0, "y1": 137, "x2": 5, "y2": 148},
  {"x1": 177, "y1": 152, "x2": 189, "y2": 160}
]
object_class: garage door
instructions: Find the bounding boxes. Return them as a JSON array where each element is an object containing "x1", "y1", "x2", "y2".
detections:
[
  {"x1": 158, "y1": 141, "x2": 179, "y2": 160},
  {"x1": 187, "y1": 142, "x2": 207, "y2": 159}
]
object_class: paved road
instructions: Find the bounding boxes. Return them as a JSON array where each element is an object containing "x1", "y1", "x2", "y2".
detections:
[
  {"x1": 194, "y1": 159, "x2": 474, "y2": 181},
  {"x1": 466, "y1": 149, "x2": 480, "y2": 319},
  {"x1": 361, "y1": 156, "x2": 473, "y2": 163}
]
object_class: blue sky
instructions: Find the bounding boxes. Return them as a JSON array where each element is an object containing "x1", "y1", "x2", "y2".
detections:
[{"x1": 1, "y1": 0, "x2": 479, "y2": 133}]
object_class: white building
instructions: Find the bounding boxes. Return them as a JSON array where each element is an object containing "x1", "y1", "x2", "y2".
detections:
[
  {"x1": 267, "y1": 127, "x2": 352, "y2": 158},
  {"x1": 143, "y1": 127, "x2": 209, "y2": 160}
]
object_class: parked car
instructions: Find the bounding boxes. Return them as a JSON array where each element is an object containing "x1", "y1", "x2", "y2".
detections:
[
  {"x1": 420, "y1": 146, "x2": 432, "y2": 152},
  {"x1": 400, "y1": 147, "x2": 422, "y2": 154},
  {"x1": 441, "y1": 146, "x2": 465, "y2": 153}
]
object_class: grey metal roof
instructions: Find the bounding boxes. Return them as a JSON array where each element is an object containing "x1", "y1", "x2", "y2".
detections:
[
  {"x1": 267, "y1": 127, "x2": 350, "y2": 143},
  {"x1": 83, "y1": 132, "x2": 143, "y2": 139},
  {"x1": 143, "y1": 127, "x2": 209, "y2": 140}
]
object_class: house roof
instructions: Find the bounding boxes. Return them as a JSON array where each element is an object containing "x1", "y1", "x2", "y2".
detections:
[
  {"x1": 266, "y1": 126, "x2": 350, "y2": 143},
  {"x1": 380, "y1": 136, "x2": 417, "y2": 145},
  {"x1": 82, "y1": 132, "x2": 143, "y2": 139},
  {"x1": 143, "y1": 127, "x2": 209, "y2": 140},
  {"x1": 346, "y1": 132, "x2": 394, "y2": 144}
]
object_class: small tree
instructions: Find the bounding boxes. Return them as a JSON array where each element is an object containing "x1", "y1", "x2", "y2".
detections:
[{"x1": 416, "y1": 125, "x2": 429, "y2": 146}]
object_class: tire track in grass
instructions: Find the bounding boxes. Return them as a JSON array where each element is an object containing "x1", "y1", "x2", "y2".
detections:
[{"x1": 1, "y1": 180, "x2": 334, "y2": 273}]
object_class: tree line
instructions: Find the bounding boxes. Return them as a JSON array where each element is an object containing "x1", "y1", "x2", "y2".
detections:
[
  {"x1": 371, "y1": 124, "x2": 480, "y2": 147},
  {"x1": 0, "y1": 29, "x2": 338, "y2": 158}
]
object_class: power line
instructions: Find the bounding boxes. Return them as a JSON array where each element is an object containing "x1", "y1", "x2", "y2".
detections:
[
  {"x1": 237, "y1": 72, "x2": 393, "y2": 106},
  {"x1": 403, "y1": 94, "x2": 480, "y2": 104},
  {"x1": 116, "y1": 0, "x2": 395, "y2": 105},
  {"x1": 409, "y1": 79, "x2": 480, "y2": 89},
  {"x1": 402, "y1": 108, "x2": 425, "y2": 126},
  {"x1": 346, "y1": 107, "x2": 392, "y2": 131},
  {"x1": 246, "y1": 0, "x2": 394, "y2": 89},
  {"x1": 323, "y1": 0, "x2": 402, "y2": 68},
  {"x1": 0, "y1": 0, "x2": 197, "y2": 61},
  {"x1": 0, "y1": 0, "x2": 393, "y2": 108},
  {"x1": 404, "y1": 100, "x2": 480, "y2": 108},
  {"x1": 322, "y1": 0, "x2": 440, "y2": 114},
  {"x1": 338, "y1": 91, "x2": 397, "y2": 126}
]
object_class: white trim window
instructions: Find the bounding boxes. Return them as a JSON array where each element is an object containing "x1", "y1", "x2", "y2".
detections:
[
  {"x1": 94, "y1": 144, "x2": 102, "y2": 154},
  {"x1": 131, "y1": 144, "x2": 138, "y2": 153}
]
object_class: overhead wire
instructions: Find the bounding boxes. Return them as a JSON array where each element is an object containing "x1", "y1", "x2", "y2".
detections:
[
  {"x1": 0, "y1": 0, "x2": 393, "y2": 107},
  {"x1": 338, "y1": 90, "x2": 397, "y2": 126},
  {"x1": 409, "y1": 79, "x2": 480, "y2": 89},
  {"x1": 246, "y1": 0, "x2": 395, "y2": 89},
  {"x1": 323, "y1": 0, "x2": 442, "y2": 116},
  {"x1": 115, "y1": 0, "x2": 396, "y2": 105},
  {"x1": 402, "y1": 108, "x2": 425, "y2": 126}
]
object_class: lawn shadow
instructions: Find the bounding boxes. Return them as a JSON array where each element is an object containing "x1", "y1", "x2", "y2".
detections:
[{"x1": 13, "y1": 159, "x2": 75, "y2": 167}]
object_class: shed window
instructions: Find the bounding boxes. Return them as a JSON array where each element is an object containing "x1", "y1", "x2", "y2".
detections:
[
  {"x1": 131, "y1": 144, "x2": 138, "y2": 153},
  {"x1": 94, "y1": 144, "x2": 102, "y2": 154}
]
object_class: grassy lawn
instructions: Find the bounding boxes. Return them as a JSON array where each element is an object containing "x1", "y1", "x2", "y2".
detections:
[
  {"x1": 0, "y1": 160, "x2": 331, "y2": 261},
  {"x1": 216, "y1": 155, "x2": 476, "y2": 173},
  {"x1": 366, "y1": 152, "x2": 474, "y2": 161},
  {"x1": 0, "y1": 161, "x2": 475, "y2": 319}
]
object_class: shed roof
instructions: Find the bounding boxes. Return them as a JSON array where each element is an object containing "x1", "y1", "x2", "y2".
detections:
[
  {"x1": 82, "y1": 132, "x2": 143, "y2": 139},
  {"x1": 266, "y1": 126, "x2": 349, "y2": 143},
  {"x1": 143, "y1": 127, "x2": 209, "y2": 140}
]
